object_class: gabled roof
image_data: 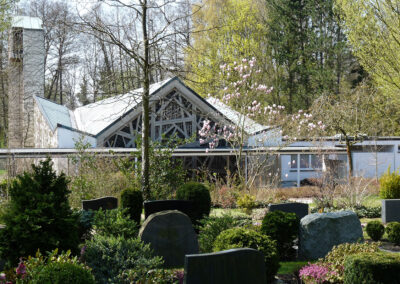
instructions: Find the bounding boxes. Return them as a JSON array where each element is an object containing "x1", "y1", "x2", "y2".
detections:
[
  {"x1": 73, "y1": 78, "x2": 171, "y2": 135},
  {"x1": 34, "y1": 96, "x2": 72, "y2": 131},
  {"x1": 35, "y1": 77, "x2": 269, "y2": 139},
  {"x1": 206, "y1": 97, "x2": 270, "y2": 135}
]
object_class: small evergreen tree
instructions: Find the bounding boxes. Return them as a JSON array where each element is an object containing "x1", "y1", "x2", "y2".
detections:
[{"x1": 0, "y1": 158, "x2": 79, "y2": 267}]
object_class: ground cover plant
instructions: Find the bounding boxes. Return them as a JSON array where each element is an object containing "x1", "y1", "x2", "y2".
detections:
[
  {"x1": 82, "y1": 234, "x2": 163, "y2": 284},
  {"x1": 299, "y1": 242, "x2": 380, "y2": 283}
]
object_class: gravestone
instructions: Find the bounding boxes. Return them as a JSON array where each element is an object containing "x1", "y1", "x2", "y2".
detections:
[
  {"x1": 144, "y1": 200, "x2": 194, "y2": 220},
  {"x1": 299, "y1": 211, "x2": 363, "y2": 260},
  {"x1": 382, "y1": 199, "x2": 400, "y2": 223},
  {"x1": 82, "y1": 196, "x2": 118, "y2": 211},
  {"x1": 184, "y1": 248, "x2": 266, "y2": 284},
  {"x1": 268, "y1": 202, "x2": 309, "y2": 220},
  {"x1": 139, "y1": 210, "x2": 199, "y2": 268}
]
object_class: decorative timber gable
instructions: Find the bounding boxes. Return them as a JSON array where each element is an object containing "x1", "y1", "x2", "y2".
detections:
[{"x1": 100, "y1": 78, "x2": 225, "y2": 148}]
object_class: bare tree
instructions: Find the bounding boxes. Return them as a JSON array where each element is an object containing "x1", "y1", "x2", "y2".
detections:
[{"x1": 78, "y1": 0, "x2": 194, "y2": 197}]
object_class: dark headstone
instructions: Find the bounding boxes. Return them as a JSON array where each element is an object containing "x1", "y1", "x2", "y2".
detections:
[
  {"x1": 299, "y1": 211, "x2": 363, "y2": 260},
  {"x1": 268, "y1": 202, "x2": 309, "y2": 220},
  {"x1": 82, "y1": 196, "x2": 118, "y2": 211},
  {"x1": 382, "y1": 199, "x2": 400, "y2": 223},
  {"x1": 139, "y1": 210, "x2": 199, "y2": 268},
  {"x1": 144, "y1": 200, "x2": 194, "y2": 220},
  {"x1": 184, "y1": 248, "x2": 266, "y2": 284}
]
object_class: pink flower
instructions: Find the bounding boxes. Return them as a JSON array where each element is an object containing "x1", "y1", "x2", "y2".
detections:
[{"x1": 16, "y1": 260, "x2": 26, "y2": 278}]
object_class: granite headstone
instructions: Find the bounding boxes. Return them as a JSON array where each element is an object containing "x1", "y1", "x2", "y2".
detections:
[
  {"x1": 144, "y1": 200, "x2": 194, "y2": 220},
  {"x1": 139, "y1": 210, "x2": 199, "y2": 268},
  {"x1": 184, "y1": 248, "x2": 266, "y2": 284},
  {"x1": 382, "y1": 199, "x2": 400, "y2": 223},
  {"x1": 268, "y1": 202, "x2": 309, "y2": 220},
  {"x1": 82, "y1": 196, "x2": 118, "y2": 211}
]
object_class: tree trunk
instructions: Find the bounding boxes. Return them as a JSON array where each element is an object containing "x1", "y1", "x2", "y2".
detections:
[
  {"x1": 141, "y1": 0, "x2": 151, "y2": 199},
  {"x1": 345, "y1": 136, "x2": 353, "y2": 182}
]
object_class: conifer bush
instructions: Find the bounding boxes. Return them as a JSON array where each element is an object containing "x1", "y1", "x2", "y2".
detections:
[
  {"x1": 261, "y1": 210, "x2": 299, "y2": 259},
  {"x1": 0, "y1": 158, "x2": 79, "y2": 267},
  {"x1": 121, "y1": 188, "x2": 143, "y2": 225},
  {"x1": 176, "y1": 182, "x2": 211, "y2": 224},
  {"x1": 379, "y1": 167, "x2": 400, "y2": 199}
]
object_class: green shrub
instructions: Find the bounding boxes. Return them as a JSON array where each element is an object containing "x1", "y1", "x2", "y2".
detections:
[
  {"x1": 320, "y1": 242, "x2": 380, "y2": 283},
  {"x1": 380, "y1": 167, "x2": 400, "y2": 199},
  {"x1": 236, "y1": 194, "x2": 257, "y2": 214},
  {"x1": 82, "y1": 234, "x2": 163, "y2": 284},
  {"x1": 213, "y1": 227, "x2": 279, "y2": 283},
  {"x1": 75, "y1": 210, "x2": 95, "y2": 240},
  {"x1": 386, "y1": 221, "x2": 400, "y2": 234},
  {"x1": 120, "y1": 268, "x2": 184, "y2": 283},
  {"x1": 197, "y1": 214, "x2": 252, "y2": 253},
  {"x1": 260, "y1": 210, "x2": 299, "y2": 259},
  {"x1": 344, "y1": 252, "x2": 400, "y2": 284},
  {"x1": 176, "y1": 182, "x2": 211, "y2": 224},
  {"x1": 386, "y1": 221, "x2": 400, "y2": 245},
  {"x1": 15, "y1": 249, "x2": 92, "y2": 284},
  {"x1": 366, "y1": 220, "x2": 385, "y2": 241},
  {"x1": 0, "y1": 159, "x2": 79, "y2": 267},
  {"x1": 33, "y1": 262, "x2": 95, "y2": 284},
  {"x1": 92, "y1": 208, "x2": 138, "y2": 239},
  {"x1": 120, "y1": 188, "x2": 143, "y2": 225}
]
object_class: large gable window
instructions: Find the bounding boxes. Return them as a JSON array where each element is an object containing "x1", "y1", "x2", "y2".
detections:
[{"x1": 103, "y1": 89, "x2": 208, "y2": 147}]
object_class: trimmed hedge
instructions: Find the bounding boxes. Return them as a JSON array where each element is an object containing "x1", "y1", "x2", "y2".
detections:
[
  {"x1": 213, "y1": 227, "x2": 280, "y2": 283},
  {"x1": 34, "y1": 262, "x2": 95, "y2": 284},
  {"x1": 366, "y1": 220, "x2": 385, "y2": 241},
  {"x1": 176, "y1": 182, "x2": 211, "y2": 224},
  {"x1": 121, "y1": 188, "x2": 143, "y2": 225},
  {"x1": 386, "y1": 222, "x2": 400, "y2": 245},
  {"x1": 344, "y1": 252, "x2": 400, "y2": 284}
]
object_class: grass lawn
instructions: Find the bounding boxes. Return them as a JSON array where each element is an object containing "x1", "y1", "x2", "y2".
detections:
[
  {"x1": 362, "y1": 195, "x2": 381, "y2": 207},
  {"x1": 210, "y1": 208, "x2": 249, "y2": 218},
  {"x1": 278, "y1": 261, "x2": 311, "y2": 275}
]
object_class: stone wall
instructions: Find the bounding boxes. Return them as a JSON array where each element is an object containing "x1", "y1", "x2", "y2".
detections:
[{"x1": 33, "y1": 101, "x2": 58, "y2": 148}]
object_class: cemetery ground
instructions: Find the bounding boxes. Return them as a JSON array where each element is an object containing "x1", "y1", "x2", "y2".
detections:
[{"x1": 0, "y1": 160, "x2": 400, "y2": 283}]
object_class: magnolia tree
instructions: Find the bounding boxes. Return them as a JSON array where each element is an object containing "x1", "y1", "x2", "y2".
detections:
[{"x1": 198, "y1": 58, "x2": 325, "y2": 189}]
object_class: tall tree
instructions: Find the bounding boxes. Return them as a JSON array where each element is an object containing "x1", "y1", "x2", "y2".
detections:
[
  {"x1": 79, "y1": 0, "x2": 192, "y2": 198},
  {"x1": 186, "y1": 0, "x2": 272, "y2": 100},
  {"x1": 265, "y1": 0, "x2": 353, "y2": 112},
  {"x1": 335, "y1": 0, "x2": 400, "y2": 98}
]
